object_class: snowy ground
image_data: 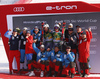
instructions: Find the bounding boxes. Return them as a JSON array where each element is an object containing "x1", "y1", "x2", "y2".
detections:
[{"x1": 0, "y1": 38, "x2": 9, "y2": 73}]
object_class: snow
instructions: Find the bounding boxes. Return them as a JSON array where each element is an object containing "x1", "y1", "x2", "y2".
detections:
[{"x1": 0, "y1": 38, "x2": 9, "y2": 73}]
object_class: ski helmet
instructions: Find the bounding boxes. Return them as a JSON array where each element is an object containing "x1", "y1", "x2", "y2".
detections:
[
  {"x1": 54, "y1": 24, "x2": 60, "y2": 28},
  {"x1": 68, "y1": 23, "x2": 73, "y2": 28},
  {"x1": 44, "y1": 24, "x2": 49, "y2": 28}
]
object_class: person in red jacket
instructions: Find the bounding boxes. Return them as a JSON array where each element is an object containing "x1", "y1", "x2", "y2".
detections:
[
  {"x1": 25, "y1": 30, "x2": 35, "y2": 71},
  {"x1": 78, "y1": 28, "x2": 92, "y2": 77}
]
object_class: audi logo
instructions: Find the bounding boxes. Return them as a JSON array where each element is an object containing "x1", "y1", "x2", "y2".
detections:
[{"x1": 13, "y1": 7, "x2": 25, "y2": 12}]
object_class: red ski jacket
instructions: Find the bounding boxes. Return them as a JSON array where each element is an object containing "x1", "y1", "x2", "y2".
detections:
[
  {"x1": 78, "y1": 31, "x2": 92, "y2": 62},
  {"x1": 25, "y1": 35, "x2": 34, "y2": 54}
]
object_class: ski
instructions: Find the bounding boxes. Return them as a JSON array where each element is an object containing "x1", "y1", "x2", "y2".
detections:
[{"x1": 41, "y1": 22, "x2": 45, "y2": 45}]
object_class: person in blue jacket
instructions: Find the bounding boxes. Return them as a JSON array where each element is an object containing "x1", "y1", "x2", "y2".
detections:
[
  {"x1": 62, "y1": 46, "x2": 75, "y2": 78},
  {"x1": 49, "y1": 45, "x2": 64, "y2": 77},
  {"x1": 29, "y1": 41, "x2": 51, "y2": 77},
  {"x1": 31, "y1": 26, "x2": 41, "y2": 48}
]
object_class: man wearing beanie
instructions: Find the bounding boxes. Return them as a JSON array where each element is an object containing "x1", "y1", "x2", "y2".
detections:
[{"x1": 4, "y1": 29, "x2": 20, "y2": 74}]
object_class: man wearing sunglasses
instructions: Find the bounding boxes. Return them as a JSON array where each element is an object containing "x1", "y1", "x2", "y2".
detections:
[{"x1": 30, "y1": 42, "x2": 51, "y2": 77}]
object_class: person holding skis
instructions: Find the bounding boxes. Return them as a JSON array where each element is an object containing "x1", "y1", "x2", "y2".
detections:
[
  {"x1": 4, "y1": 29, "x2": 20, "y2": 74},
  {"x1": 43, "y1": 24, "x2": 53, "y2": 49},
  {"x1": 62, "y1": 46, "x2": 75, "y2": 78},
  {"x1": 53, "y1": 24, "x2": 62, "y2": 48}
]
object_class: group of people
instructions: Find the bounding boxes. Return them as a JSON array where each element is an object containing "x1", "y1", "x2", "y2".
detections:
[{"x1": 4, "y1": 23, "x2": 92, "y2": 78}]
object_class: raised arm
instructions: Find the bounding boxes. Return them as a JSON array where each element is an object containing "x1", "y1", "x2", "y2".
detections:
[
  {"x1": 33, "y1": 43, "x2": 40, "y2": 54},
  {"x1": 26, "y1": 36, "x2": 33, "y2": 44},
  {"x1": 4, "y1": 30, "x2": 11, "y2": 39},
  {"x1": 85, "y1": 30, "x2": 91, "y2": 42}
]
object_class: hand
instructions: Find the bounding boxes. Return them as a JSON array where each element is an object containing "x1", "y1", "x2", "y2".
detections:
[
  {"x1": 37, "y1": 59, "x2": 41, "y2": 63},
  {"x1": 71, "y1": 37, "x2": 74, "y2": 41},
  {"x1": 53, "y1": 59, "x2": 56, "y2": 62},
  {"x1": 33, "y1": 39, "x2": 37, "y2": 43},
  {"x1": 63, "y1": 65, "x2": 65, "y2": 68},
  {"x1": 9, "y1": 29, "x2": 12, "y2": 31},
  {"x1": 26, "y1": 36, "x2": 28, "y2": 38},
  {"x1": 85, "y1": 29, "x2": 88, "y2": 32},
  {"x1": 88, "y1": 28, "x2": 91, "y2": 32}
]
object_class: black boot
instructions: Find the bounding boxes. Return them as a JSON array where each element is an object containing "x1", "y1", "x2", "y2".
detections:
[
  {"x1": 71, "y1": 73, "x2": 74, "y2": 78},
  {"x1": 62, "y1": 74, "x2": 66, "y2": 77},
  {"x1": 46, "y1": 71, "x2": 52, "y2": 77},
  {"x1": 53, "y1": 71, "x2": 58, "y2": 77},
  {"x1": 9, "y1": 71, "x2": 12, "y2": 75}
]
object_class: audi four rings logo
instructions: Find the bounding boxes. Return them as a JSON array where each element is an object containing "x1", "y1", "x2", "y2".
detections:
[{"x1": 13, "y1": 7, "x2": 25, "y2": 12}]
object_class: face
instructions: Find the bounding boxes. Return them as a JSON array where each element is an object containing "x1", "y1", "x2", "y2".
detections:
[
  {"x1": 82, "y1": 34, "x2": 86, "y2": 39},
  {"x1": 66, "y1": 48, "x2": 71, "y2": 52},
  {"x1": 44, "y1": 27, "x2": 49, "y2": 32},
  {"x1": 26, "y1": 33, "x2": 31, "y2": 36},
  {"x1": 77, "y1": 27, "x2": 82, "y2": 33},
  {"x1": 54, "y1": 27, "x2": 59, "y2": 32},
  {"x1": 40, "y1": 47, "x2": 45, "y2": 52},
  {"x1": 68, "y1": 25, "x2": 73, "y2": 28},
  {"x1": 23, "y1": 30, "x2": 26, "y2": 34},
  {"x1": 47, "y1": 48, "x2": 50, "y2": 51},
  {"x1": 54, "y1": 47, "x2": 59, "y2": 52},
  {"x1": 68, "y1": 30, "x2": 73, "y2": 34},
  {"x1": 34, "y1": 29, "x2": 39, "y2": 34},
  {"x1": 13, "y1": 31, "x2": 17, "y2": 35}
]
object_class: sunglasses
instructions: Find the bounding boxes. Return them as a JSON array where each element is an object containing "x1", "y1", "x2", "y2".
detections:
[
  {"x1": 35, "y1": 29, "x2": 38, "y2": 31},
  {"x1": 40, "y1": 47, "x2": 44, "y2": 49},
  {"x1": 68, "y1": 30, "x2": 73, "y2": 31}
]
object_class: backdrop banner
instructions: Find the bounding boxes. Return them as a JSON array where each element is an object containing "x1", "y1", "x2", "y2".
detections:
[{"x1": 0, "y1": 1, "x2": 100, "y2": 73}]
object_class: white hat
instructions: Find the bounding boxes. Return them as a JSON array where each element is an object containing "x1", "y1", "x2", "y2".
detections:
[
  {"x1": 69, "y1": 23, "x2": 73, "y2": 28},
  {"x1": 44, "y1": 24, "x2": 49, "y2": 28},
  {"x1": 23, "y1": 27, "x2": 27, "y2": 30},
  {"x1": 40, "y1": 44, "x2": 45, "y2": 48},
  {"x1": 54, "y1": 24, "x2": 60, "y2": 28}
]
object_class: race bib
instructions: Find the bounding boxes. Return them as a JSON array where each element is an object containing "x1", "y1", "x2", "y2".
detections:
[
  {"x1": 56, "y1": 54, "x2": 60, "y2": 58},
  {"x1": 23, "y1": 41, "x2": 26, "y2": 45}
]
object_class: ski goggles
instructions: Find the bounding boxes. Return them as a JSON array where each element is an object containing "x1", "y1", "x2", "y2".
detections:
[
  {"x1": 34, "y1": 29, "x2": 38, "y2": 31},
  {"x1": 54, "y1": 27, "x2": 59, "y2": 29}
]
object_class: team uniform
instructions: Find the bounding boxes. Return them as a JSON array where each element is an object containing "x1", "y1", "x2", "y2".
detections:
[
  {"x1": 44, "y1": 30, "x2": 53, "y2": 49},
  {"x1": 25, "y1": 35, "x2": 35, "y2": 70},
  {"x1": 19, "y1": 33, "x2": 26, "y2": 63},
  {"x1": 62, "y1": 52, "x2": 75, "y2": 77},
  {"x1": 50, "y1": 50, "x2": 64, "y2": 77},
  {"x1": 65, "y1": 30, "x2": 77, "y2": 54},
  {"x1": 31, "y1": 29, "x2": 41, "y2": 47},
  {"x1": 4, "y1": 30, "x2": 20, "y2": 73},
  {"x1": 32, "y1": 43, "x2": 51, "y2": 77},
  {"x1": 78, "y1": 31, "x2": 91, "y2": 75},
  {"x1": 53, "y1": 31, "x2": 61, "y2": 48}
]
